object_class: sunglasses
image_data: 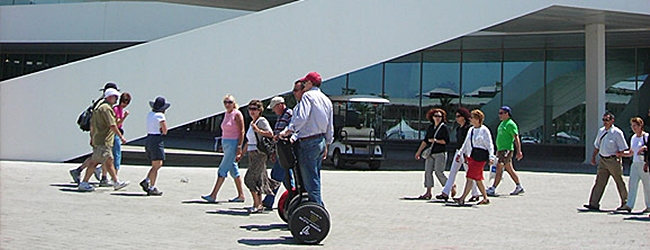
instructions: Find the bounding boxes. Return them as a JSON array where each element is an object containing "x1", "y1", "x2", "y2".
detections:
[
  {"x1": 293, "y1": 88, "x2": 302, "y2": 92},
  {"x1": 602, "y1": 118, "x2": 612, "y2": 122},
  {"x1": 455, "y1": 115, "x2": 462, "y2": 118},
  {"x1": 223, "y1": 100, "x2": 234, "y2": 104},
  {"x1": 433, "y1": 115, "x2": 443, "y2": 118},
  {"x1": 498, "y1": 112, "x2": 506, "y2": 115}
]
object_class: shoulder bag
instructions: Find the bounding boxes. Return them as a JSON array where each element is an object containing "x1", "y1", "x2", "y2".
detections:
[
  {"x1": 254, "y1": 118, "x2": 275, "y2": 155},
  {"x1": 421, "y1": 123, "x2": 443, "y2": 158},
  {"x1": 470, "y1": 128, "x2": 489, "y2": 162}
]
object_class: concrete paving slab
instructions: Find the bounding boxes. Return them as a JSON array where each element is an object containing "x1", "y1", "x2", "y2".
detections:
[{"x1": 1, "y1": 161, "x2": 648, "y2": 249}]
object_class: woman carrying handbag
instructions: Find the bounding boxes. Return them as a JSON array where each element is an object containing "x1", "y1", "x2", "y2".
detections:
[
  {"x1": 414, "y1": 108, "x2": 450, "y2": 200},
  {"x1": 454, "y1": 109, "x2": 495, "y2": 205}
]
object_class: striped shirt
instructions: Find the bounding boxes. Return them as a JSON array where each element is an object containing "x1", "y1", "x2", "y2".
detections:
[{"x1": 274, "y1": 108, "x2": 293, "y2": 135}]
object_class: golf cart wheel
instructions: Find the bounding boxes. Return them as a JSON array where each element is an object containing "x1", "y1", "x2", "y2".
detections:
[
  {"x1": 332, "y1": 149, "x2": 345, "y2": 169},
  {"x1": 368, "y1": 160, "x2": 381, "y2": 170},
  {"x1": 289, "y1": 202, "x2": 331, "y2": 245}
]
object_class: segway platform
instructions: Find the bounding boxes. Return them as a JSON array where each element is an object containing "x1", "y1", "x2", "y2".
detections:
[{"x1": 275, "y1": 139, "x2": 331, "y2": 244}]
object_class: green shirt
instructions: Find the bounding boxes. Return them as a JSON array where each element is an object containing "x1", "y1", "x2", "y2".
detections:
[
  {"x1": 496, "y1": 118, "x2": 518, "y2": 151},
  {"x1": 90, "y1": 101, "x2": 116, "y2": 147}
]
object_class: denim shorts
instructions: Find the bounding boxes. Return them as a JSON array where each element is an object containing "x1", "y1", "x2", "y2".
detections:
[{"x1": 145, "y1": 134, "x2": 165, "y2": 161}]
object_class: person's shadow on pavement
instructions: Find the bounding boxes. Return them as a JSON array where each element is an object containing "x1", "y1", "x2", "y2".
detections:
[
  {"x1": 240, "y1": 223, "x2": 288, "y2": 231},
  {"x1": 237, "y1": 236, "x2": 300, "y2": 246}
]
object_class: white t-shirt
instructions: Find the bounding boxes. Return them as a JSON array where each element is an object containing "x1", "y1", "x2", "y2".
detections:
[
  {"x1": 246, "y1": 117, "x2": 271, "y2": 152},
  {"x1": 147, "y1": 111, "x2": 166, "y2": 135},
  {"x1": 629, "y1": 132, "x2": 648, "y2": 163}
]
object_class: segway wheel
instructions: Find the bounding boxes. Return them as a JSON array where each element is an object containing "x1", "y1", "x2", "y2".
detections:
[
  {"x1": 289, "y1": 202, "x2": 331, "y2": 244},
  {"x1": 278, "y1": 190, "x2": 289, "y2": 223},
  {"x1": 285, "y1": 195, "x2": 302, "y2": 224}
]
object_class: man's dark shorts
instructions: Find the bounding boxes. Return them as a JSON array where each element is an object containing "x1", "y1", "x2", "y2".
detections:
[{"x1": 497, "y1": 150, "x2": 513, "y2": 165}]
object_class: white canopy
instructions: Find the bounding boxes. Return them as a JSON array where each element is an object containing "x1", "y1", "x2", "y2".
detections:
[
  {"x1": 329, "y1": 95, "x2": 390, "y2": 104},
  {"x1": 384, "y1": 119, "x2": 424, "y2": 140}
]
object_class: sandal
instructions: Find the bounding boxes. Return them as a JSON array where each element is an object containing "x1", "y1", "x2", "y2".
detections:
[
  {"x1": 248, "y1": 206, "x2": 264, "y2": 214},
  {"x1": 201, "y1": 195, "x2": 217, "y2": 203},
  {"x1": 417, "y1": 194, "x2": 432, "y2": 200},
  {"x1": 477, "y1": 199, "x2": 490, "y2": 205},
  {"x1": 453, "y1": 197, "x2": 465, "y2": 206},
  {"x1": 435, "y1": 193, "x2": 449, "y2": 201},
  {"x1": 228, "y1": 197, "x2": 245, "y2": 203},
  {"x1": 468, "y1": 195, "x2": 480, "y2": 202}
]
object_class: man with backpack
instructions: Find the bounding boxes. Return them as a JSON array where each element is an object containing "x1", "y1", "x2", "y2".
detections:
[
  {"x1": 77, "y1": 88, "x2": 130, "y2": 191},
  {"x1": 70, "y1": 83, "x2": 119, "y2": 184}
]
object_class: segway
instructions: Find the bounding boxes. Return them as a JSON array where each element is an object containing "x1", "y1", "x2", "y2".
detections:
[{"x1": 275, "y1": 139, "x2": 331, "y2": 244}]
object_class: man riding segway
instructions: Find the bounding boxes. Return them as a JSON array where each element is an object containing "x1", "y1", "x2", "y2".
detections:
[{"x1": 278, "y1": 72, "x2": 333, "y2": 244}]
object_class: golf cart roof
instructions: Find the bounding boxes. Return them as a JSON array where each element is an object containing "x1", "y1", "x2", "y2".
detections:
[{"x1": 329, "y1": 95, "x2": 390, "y2": 104}]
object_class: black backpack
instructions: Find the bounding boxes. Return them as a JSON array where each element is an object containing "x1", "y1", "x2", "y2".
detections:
[{"x1": 76, "y1": 96, "x2": 103, "y2": 132}]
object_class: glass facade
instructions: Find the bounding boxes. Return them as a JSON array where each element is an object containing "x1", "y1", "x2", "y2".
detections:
[{"x1": 319, "y1": 38, "x2": 650, "y2": 146}]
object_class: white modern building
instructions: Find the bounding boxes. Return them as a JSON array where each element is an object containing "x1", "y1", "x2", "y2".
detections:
[{"x1": 1, "y1": 0, "x2": 649, "y2": 163}]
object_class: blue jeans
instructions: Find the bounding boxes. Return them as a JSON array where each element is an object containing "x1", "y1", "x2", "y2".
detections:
[
  {"x1": 112, "y1": 135, "x2": 122, "y2": 171},
  {"x1": 297, "y1": 135, "x2": 325, "y2": 206},
  {"x1": 217, "y1": 139, "x2": 241, "y2": 178},
  {"x1": 262, "y1": 158, "x2": 295, "y2": 207}
]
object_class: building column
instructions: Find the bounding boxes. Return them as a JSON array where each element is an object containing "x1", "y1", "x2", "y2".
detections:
[{"x1": 584, "y1": 23, "x2": 606, "y2": 164}]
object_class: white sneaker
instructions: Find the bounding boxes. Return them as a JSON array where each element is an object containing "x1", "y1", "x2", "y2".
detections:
[
  {"x1": 113, "y1": 180, "x2": 130, "y2": 191},
  {"x1": 510, "y1": 186, "x2": 525, "y2": 195},
  {"x1": 486, "y1": 186, "x2": 496, "y2": 196},
  {"x1": 78, "y1": 182, "x2": 95, "y2": 191}
]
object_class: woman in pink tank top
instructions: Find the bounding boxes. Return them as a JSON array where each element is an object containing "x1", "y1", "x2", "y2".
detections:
[{"x1": 201, "y1": 94, "x2": 246, "y2": 203}]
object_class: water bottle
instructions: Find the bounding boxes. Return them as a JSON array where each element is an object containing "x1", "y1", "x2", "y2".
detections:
[{"x1": 489, "y1": 165, "x2": 497, "y2": 180}]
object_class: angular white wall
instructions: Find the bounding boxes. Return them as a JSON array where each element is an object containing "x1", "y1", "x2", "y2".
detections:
[
  {"x1": 0, "y1": 2, "x2": 250, "y2": 42},
  {"x1": 1, "y1": 0, "x2": 649, "y2": 162}
]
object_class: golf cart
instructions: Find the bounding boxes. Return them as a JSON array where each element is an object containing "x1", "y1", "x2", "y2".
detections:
[{"x1": 327, "y1": 95, "x2": 389, "y2": 170}]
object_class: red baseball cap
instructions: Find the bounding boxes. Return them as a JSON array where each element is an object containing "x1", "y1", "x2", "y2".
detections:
[{"x1": 299, "y1": 71, "x2": 321, "y2": 85}]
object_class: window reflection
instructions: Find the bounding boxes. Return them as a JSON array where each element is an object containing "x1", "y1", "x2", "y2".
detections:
[
  {"x1": 547, "y1": 50, "x2": 585, "y2": 144},
  {"x1": 422, "y1": 51, "x2": 460, "y2": 142},
  {"x1": 317, "y1": 45, "x2": 648, "y2": 145},
  {"x1": 384, "y1": 54, "x2": 422, "y2": 140},
  {"x1": 503, "y1": 50, "x2": 544, "y2": 144},
  {"x1": 348, "y1": 64, "x2": 381, "y2": 96},
  {"x1": 320, "y1": 74, "x2": 346, "y2": 96},
  {"x1": 462, "y1": 51, "x2": 502, "y2": 130},
  {"x1": 606, "y1": 49, "x2": 637, "y2": 137}
]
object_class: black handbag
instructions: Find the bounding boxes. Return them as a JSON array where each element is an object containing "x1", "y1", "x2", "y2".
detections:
[
  {"x1": 254, "y1": 118, "x2": 275, "y2": 155},
  {"x1": 470, "y1": 129, "x2": 489, "y2": 161}
]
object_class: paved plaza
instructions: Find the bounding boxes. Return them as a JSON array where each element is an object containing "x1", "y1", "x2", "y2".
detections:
[{"x1": 1, "y1": 160, "x2": 649, "y2": 249}]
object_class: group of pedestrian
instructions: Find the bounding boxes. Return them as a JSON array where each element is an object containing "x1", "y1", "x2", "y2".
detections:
[
  {"x1": 71, "y1": 79, "x2": 650, "y2": 221},
  {"x1": 584, "y1": 111, "x2": 650, "y2": 215},
  {"x1": 414, "y1": 106, "x2": 525, "y2": 205},
  {"x1": 201, "y1": 71, "x2": 332, "y2": 213},
  {"x1": 70, "y1": 82, "x2": 172, "y2": 196}
]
